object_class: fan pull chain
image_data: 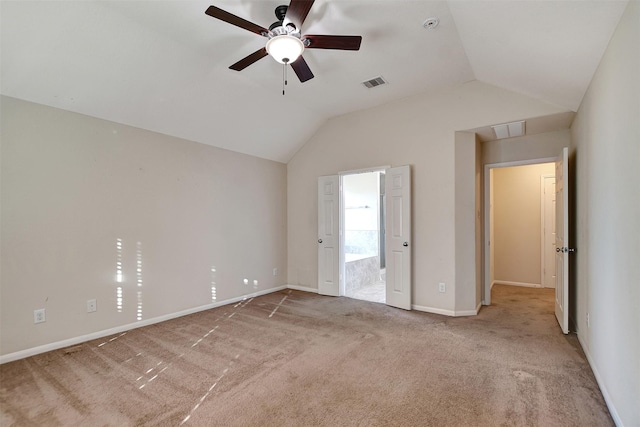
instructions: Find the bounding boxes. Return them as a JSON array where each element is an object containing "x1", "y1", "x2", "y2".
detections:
[{"x1": 282, "y1": 60, "x2": 289, "y2": 96}]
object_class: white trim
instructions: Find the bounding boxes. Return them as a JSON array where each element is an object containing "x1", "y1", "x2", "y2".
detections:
[
  {"x1": 338, "y1": 165, "x2": 390, "y2": 175},
  {"x1": 0, "y1": 286, "x2": 287, "y2": 365},
  {"x1": 413, "y1": 304, "x2": 455, "y2": 316},
  {"x1": 455, "y1": 307, "x2": 480, "y2": 317},
  {"x1": 456, "y1": 301, "x2": 482, "y2": 316},
  {"x1": 493, "y1": 280, "x2": 543, "y2": 288},
  {"x1": 540, "y1": 175, "x2": 546, "y2": 288},
  {"x1": 339, "y1": 174, "x2": 346, "y2": 297},
  {"x1": 577, "y1": 334, "x2": 624, "y2": 427},
  {"x1": 483, "y1": 156, "x2": 557, "y2": 305},
  {"x1": 287, "y1": 284, "x2": 318, "y2": 293},
  {"x1": 412, "y1": 304, "x2": 481, "y2": 317}
]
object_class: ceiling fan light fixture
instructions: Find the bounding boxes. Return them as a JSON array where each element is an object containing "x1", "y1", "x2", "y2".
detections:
[{"x1": 266, "y1": 35, "x2": 304, "y2": 64}]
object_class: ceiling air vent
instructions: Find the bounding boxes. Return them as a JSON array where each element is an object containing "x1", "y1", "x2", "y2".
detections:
[
  {"x1": 491, "y1": 120, "x2": 526, "y2": 139},
  {"x1": 362, "y1": 76, "x2": 387, "y2": 89}
]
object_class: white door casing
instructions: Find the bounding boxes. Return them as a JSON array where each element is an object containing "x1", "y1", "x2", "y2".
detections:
[
  {"x1": 385, "y1": 165, "x2": 411, "y2": 310},
  {"x1": 483, "y1": 157, "x2": 558, "y2": 305},
  {"x1": 555, "y1": 147, "x2": 570, "y2": 334},
  {"x1": 318, "y1": 175, "x2": 340, "y2": 296}
]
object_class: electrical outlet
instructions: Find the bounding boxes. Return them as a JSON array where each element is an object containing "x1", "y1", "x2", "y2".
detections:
[
  {"x1": 87, "y1": 299, "x2": 97, "y2": 313},
  {"x1": 439, "y1": 282, "x2": 446, "y2": 293},
  {"x1": 34, "y1": 309, "x2": 46, "y2": 324},
  {"x1": 273, "y1": 268, "x2": 278, "y2": 276}
]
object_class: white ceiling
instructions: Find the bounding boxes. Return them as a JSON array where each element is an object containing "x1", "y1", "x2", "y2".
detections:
[{"x1": 1, "y1": 1, "x2": 627, "y2": 163}]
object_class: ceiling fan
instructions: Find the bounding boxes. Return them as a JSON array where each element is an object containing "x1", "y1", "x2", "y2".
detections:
[{"x1": 205, "y1": 0, "x2": 362, "y2": 83}]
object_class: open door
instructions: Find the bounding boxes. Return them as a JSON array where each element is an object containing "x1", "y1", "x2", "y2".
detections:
[
  {"x1": 318, "y1": 175, "x2": 340, "y2": 296},
  {"x1": 555, "y1": 147, "x2": 571, "y2": 334},
  {"x1": 385, "y1": 165, "x2": 411, "y2": 310}
]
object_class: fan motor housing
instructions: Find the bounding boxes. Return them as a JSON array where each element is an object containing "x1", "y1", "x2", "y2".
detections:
[
  {"x1": 274, "y1": 5, "x2": 288, "y2": 21},
  {"x1": 270, "y1": 5, "x2": 299, "y2": 34}
]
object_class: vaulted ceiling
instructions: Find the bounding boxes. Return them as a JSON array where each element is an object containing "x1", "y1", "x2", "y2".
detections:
[{"x1": 1, "y1": 1, "x2": 628, "y2": 162}]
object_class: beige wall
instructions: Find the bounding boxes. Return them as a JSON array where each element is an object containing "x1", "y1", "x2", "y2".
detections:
[
  {"x1": 492, "y1": 163, "x2": 555, "y2": 286},
  {"x1": 454, "y1": 131, "x2": 481, "y2": 312},
  {"x1": 484, "y1": 129, "x2": 570, "y2": 164},
  {"x1": 1, "y1": 96, "x2": 288, "y2": 358},
  {"x1": 570, "y1": 1, "x2": 639, "y2": 425},
  {"x1": 287, "y1": 80, "x2": 567, "y2": 314}
]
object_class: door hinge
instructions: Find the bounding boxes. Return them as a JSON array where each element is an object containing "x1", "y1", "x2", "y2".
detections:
[{"x1": 556, "y1": 247, "x2": 576, "y2": 253}]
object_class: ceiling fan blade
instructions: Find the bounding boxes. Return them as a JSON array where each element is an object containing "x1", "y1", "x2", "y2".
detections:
[
  {"x1": 229, "y1": 48, "x2": 268, "y2": 71},
  {"x1": 304, "y1": 35, "x2": 362, "y2": 51},
  {"x1": 283, "y1": 0, "x2": 315, "y2": 31},
  {"x1": 205, "y1": 5, "x2": 269, "y2": 37},
  {"x1": 291, "y1": 56, "x2": 314, "y2": 83}
]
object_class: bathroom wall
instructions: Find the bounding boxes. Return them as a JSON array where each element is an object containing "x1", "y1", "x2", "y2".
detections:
[{"x1": 343, "y1": 172, "x2": 379, "y2": 256}]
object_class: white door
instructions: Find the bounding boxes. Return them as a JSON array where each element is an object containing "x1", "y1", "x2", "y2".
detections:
[
  {"x1": 385, "y1": 166, "x2": 411, "y2": 310},
  {"x1": 318, "y1": 175, "x2": 340, "y2": 296},
  {"x1": 555, "y1": 147, "x2": 570, "y2": 334}
]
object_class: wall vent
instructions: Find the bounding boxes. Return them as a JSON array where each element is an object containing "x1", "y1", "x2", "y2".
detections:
[
  {"x1": 491, "y1": 120, "x2": 526, "y2": 139},
  {"x1": 362, "y1": 76, "x2": 387, "y2": 89}
]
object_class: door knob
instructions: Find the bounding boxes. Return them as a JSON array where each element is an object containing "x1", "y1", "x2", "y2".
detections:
[
  {"x1": 556, "y1": 247, "x2": 562, "y2": 252},
  {"x1": 403, "y1": 242, "x2": 409, "y2": 247},
  {"x1": 318, "y1": 239, "x2": 323, "y2": 243}
]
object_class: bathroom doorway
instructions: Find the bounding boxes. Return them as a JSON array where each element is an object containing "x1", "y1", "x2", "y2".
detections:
[{"x1": 342, "y1": 170, "x2": 386, "y2": 303}]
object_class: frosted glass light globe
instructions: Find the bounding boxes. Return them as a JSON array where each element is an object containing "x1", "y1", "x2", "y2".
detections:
[{"x1": 266, "y1": 35, "x2": 304, "y2": 64}]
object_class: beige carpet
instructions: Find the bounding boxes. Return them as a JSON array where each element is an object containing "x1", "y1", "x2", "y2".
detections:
[{"x1": 0, "y1": 285, "x2": 612, "y2": 426}]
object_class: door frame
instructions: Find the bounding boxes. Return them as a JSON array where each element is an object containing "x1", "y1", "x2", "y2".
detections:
[
  {"x1": 540, "y1": 174, "x2": 556, "y2": 288},
  {"x1": 338, "y1": 165, "x2": 390, "y2": 298},
  {"x1": 483, "y1": 157, "x2": 556, "y2": 305}
]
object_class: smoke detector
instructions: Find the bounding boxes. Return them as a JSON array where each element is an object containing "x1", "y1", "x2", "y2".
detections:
[{"x1": 423, "y1": 17, "x2": 439, "y2": 29}]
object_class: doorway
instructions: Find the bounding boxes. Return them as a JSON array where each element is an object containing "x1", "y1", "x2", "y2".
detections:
[
  {"x1": 318, "y1": 165, "x2": 411, "y2": 310},
  {"x1": 342, "y1": 171, "x2": 386, "y2": 303},
  {"x1": 483, "y1": 158, "x2": 556, "y2": 305}
]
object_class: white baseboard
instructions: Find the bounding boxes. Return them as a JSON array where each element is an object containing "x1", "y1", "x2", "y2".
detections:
[
  {"x1": 413, "y1": 302, "x2": 481, "y2": 317},
  {"x1": 287, "y1": 284, "x2": 318, "y2": 293},
  {"x1": 412, "y1": 305, "x2": 477, "y2": 317},
  {"x1": 577, "y1": 334, "x2": 624, "y2": 427},
  {"x1": 455, "y1": 301, "x2": 482, "y2": 317},
  {"x1": 1, "y1": 285, "x2": 484, "y2": 363},
  {"x1": 0, "y1": 286, "x2": 288, "y2": 365},
  {"x1": 493, "y1": 280, "x2": 542, "y2": 288},
  {"x1": 454, "y1": 309, "x2": 478, "y2": 316},
  {"x1": 474, "y1": 301, "x2": 483, "y2": 314},
  {"x1": 412, "y1": 304, "x2": 455, "y2": 316}
]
